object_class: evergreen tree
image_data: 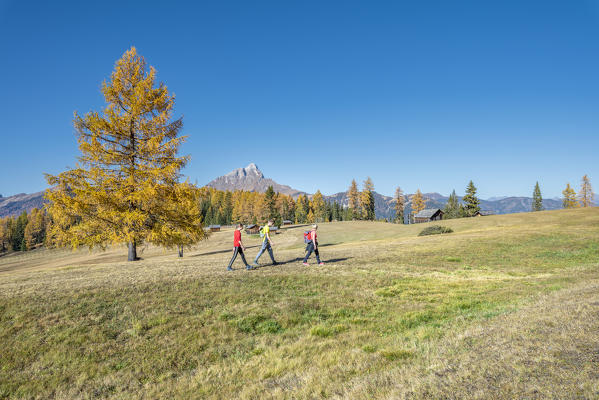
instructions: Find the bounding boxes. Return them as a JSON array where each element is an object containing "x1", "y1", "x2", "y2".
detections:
[
  {"x1": 264, "y1": 185, "x2": 280, "y2": 222},
  {"x1": 531, "y1": 182, "x2": 543, "y2": 212},
  {"x1": 562, "y1": 183, "x2": 578, "y2": 209},
  {"x1": 360, "y1": 177, "x2": 376, "y2": 220},
  {"x1": 578, "y1": 174, "x2": 594, "y2": 207},
  {"x1": 348, "y1": 179, "x2": 360, "y2": 220},
  {"x1": 410, "y1": 189, "x2": 426, "y2": 217},
  {"x1": 462, "y1": 180, "x2": 481, "y2": 216},
  {"x1": 394, "y1": 186, "x2": 405, "y2": 224},
  {"x1": 44, "y1": 48, "x2": 206, "y2": 261},
  {"x1": 443, "y1": 190, "x2": 461, "y2": 219},
  {"x1": 11, "y1": 211, "x2": 28, "y2": 251}
]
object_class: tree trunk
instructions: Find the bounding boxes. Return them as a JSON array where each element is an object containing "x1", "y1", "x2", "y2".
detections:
[
  {"x1": 178, "y1": 245, "x2": 183, "y2": 258},
  {"x1": 128, "y1": 241, "x2": 137, "y2": 261}
]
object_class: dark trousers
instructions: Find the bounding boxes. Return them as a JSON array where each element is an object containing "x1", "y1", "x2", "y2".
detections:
[
  {"x1": 303, "y1": 242, "x2": 321, "y2": 263},
  {"x1": 227, "y1": 246, "x2": 249, "y2": 269}
]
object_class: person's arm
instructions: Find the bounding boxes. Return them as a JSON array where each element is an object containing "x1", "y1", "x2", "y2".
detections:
[
  {"x1": 267, "y1": 231, "x2": 273, "y2": 246},
  {"x1": 312, "y1": 232, "x2": 317, "y2": 250},
  {"x1": 239, "y1": 237, "x2": 245, "y2": 251}
]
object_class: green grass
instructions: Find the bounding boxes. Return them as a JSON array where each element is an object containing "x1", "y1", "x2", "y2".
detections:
[{"x1": 1, "y1": 207, "x2": 598, "y2": 399}]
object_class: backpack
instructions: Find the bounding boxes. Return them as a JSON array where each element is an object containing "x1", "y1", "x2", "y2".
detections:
[
  {"x1": 303, "y1": 231, "x2": 312, "y2": 244},
  {"x1": 259, "y1": 226, "x2": 266, "y2": 238}
]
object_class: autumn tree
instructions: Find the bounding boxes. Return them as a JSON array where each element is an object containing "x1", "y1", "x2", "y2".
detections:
[
  {"x1": 45, "y1": 47, "x2": 206, "y2": 261},
  {"x1": 531, "y1": 182, "x2": 543, "y2": 212},
  {"x1": 562, "y1": 183, "x2": 578, "y2": 209},
  {"x1": 410, "y1": 189, "x2": 426, "y2": 219},
  {"x1": 295, "y1": 194, "x2": 308, "y2": 223},
  {"x1": 24, "y1": 208, "x2": 47, "y2": 249},
  {"x1": 578, "y1": 175, "x2": 594, "y2": 207},
  {"x1": 462, "y1": 181, "x2": 480, "y2": 217},
  {"x1": 394, "y1": 186, "x2": 405, "y2": 224},
  {"x1": 0, "y1": 217, "x2": 10, "y2": 252},
  {"x1": 312, "y1": 190, "x2": 327, "y2": 222},
  {"x1": 360, "y1": 177, "x2": 375, "y2": 220},
  {"x1": 348, "y1": 179, "x2": 360, "y2": 220}
]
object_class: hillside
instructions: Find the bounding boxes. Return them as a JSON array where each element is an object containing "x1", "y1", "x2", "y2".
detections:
[
  {"x1": 0, "y1": 191, "x2": 45, "y2": 217},
  {"x1": 1, "y1": 208, "x2": 598, "y2": 398}
]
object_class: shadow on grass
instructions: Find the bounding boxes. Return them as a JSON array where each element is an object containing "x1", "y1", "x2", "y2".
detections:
[
  {"x1": 191, "y1": 245, "x2": 261, "y2": 257},
  {"x1": 251, "y1": 256, "x2": 352, "y2": 269}
]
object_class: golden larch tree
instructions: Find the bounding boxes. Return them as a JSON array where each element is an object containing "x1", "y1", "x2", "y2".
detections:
[
  {"x1": 360, "y1": 177, "x2": 375, "y2": 220},
  {"x1": 312, "y1": 190, "x2": 326, "y2": 222},
  {"x1": 411, "y1": 189, "x2": 426, "y2": 216},
  {"x1": 578, "y1": 175, "x2": 594, "y2": 207},
  {"x1": 45, "y1": 47, "x2": 206, "y2": 261},
  {"x1": 394, "y1": 186, "x2": 405, "y2": 224},
  {"x1": 562, "y1": 183, "x2": 578, "y2": 209},
  {"x1": 348, "y1": 179, "x2": 360, "y2": 220}
]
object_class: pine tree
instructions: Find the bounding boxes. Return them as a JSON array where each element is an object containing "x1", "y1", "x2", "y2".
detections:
[
  {"x1": 462, "y1": 181, "x2": 481, "y2": 217},
  {"x1": 348, "y1": 179, "x2": 360, "y2": 220},
  {"x1": 562, "y1": 183, "x2": 578, "y2": 209},
  {"x1": 264, "y1": 185, "x2": 280, "y2": 223},
  {"x1": 394, "y1": 186, "x2": 405, "y2": 224},
  {"x1": 578, "y1": 175, "x2": 594, "y2": 207},
  {"x1": 410, "y1": 189, "x2": 426, "y2": 218},
  {"x1": 531, "y1": 182, "x2": 543, "y2": 212},
  {"x1": 11, "y1": 212, "x2": 28, "y2": 251},
  {"x1": 44, "y1": 47, "x2": 206, "y2": 261},
  {"x1": 360, "y1": 177, "x2": 376, "y2": 220},
  {"x1": 443, "y1": 190, "x2": 461, "y2": 219},
  {"x1": 312, "y1": 190, "x2": 327, "y2": 222}
]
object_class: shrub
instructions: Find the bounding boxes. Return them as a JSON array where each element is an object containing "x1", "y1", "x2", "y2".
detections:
[{"x1": 418, "y1": 225, "x2": 453, "y2": 236}]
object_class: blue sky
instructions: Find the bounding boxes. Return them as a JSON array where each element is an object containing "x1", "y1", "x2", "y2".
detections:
[{"x1": 1, "y1": 0, "x2": 597, "y2": 199}]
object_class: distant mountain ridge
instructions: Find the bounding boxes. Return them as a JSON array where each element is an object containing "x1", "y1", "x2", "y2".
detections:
[
  {"x1": 205, "y1": 163, "x2": 307, "y2": 198},
  {"x1": 0, "y1": 164, "x2": 590, "y2": 218},
  {"x1": 0, "y1": 191, "x2": 46, "y2": 218},
  {"x1": 203, "y1": 164, "x2": 568, "y2": 219}
]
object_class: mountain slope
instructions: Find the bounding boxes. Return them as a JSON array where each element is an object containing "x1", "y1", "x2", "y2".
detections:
[
  {"x1": 205, "y1": 163, "x2": 307, "y2": 198},
  {"x1": 0, "y1": 192, "x2": 46, "y2": 218}
]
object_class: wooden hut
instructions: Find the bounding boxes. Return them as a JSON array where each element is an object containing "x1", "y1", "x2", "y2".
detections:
[
  {"x1": 282, "y1": 220, "x2": 293, "y2": 226},
  {"x1": 208, "y1": 225, "x2": 221, "y2": 232},
  {"x1": 245, "y1": 224, "x2": 260, "y2": 234},
  {"x1": 473, "y1": 210, "x2": 494, "y2": 217},
  {"x1": 413, "y1": 208, "x2": 444, "y2": 224}
]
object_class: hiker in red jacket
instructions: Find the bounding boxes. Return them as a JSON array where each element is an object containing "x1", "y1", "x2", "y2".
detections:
[
  {"x1": 227, "y1": 224, "x2": 252, "y2": 271},
  {"x1": 303, "y1": 224, "x2": 324, "y2": 266}
]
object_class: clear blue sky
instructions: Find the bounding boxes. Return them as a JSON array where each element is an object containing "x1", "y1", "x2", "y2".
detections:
[{"x1": 1, "y1": 0, "x2": 597, "y2": 199}]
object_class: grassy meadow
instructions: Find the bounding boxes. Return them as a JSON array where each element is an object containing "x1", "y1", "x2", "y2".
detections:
[{"x1": 1, "y1": 208, "x2": 599, "y2": 399}]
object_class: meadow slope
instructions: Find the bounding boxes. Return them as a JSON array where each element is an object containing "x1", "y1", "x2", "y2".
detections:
[{"x1": 1, "y1": 208, "x2": 598, "y2": 399}]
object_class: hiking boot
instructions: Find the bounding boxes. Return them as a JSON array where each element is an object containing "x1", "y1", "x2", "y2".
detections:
[
  {"x1": 227, "y1": 267, "x2": 233, "y2": 271},
  {"x1": 252, "y1": 261, "x2": 260, "y2": 267},
  {"x1": 302, "y1": 262, "x2": 309, "y2": 266},
  {"x1": 318, "y1": 262, "x2": 325, "y2": 266},
  {"x1": 246, "y1": 265, "x2": 253, "y2": 270},
  {"x1": 272, "y1": 261, "x2": 279, "y2": 266}
]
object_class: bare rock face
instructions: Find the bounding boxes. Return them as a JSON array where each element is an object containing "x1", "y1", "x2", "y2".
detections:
[{"x1": 205, "y1": 163, "x2": 307, "y2": 198}]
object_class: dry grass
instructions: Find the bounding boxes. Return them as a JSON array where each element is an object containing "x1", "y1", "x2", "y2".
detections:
[{"x1": 1, "y1": 208, "x2": 598, "y2": 399}]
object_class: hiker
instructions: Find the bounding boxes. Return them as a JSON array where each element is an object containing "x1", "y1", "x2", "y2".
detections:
[
  {"x1": 227, "y1": 224, "x2": 253, "y2": 271},
  {"x1": 253, "y1": 219, "x2": 278, "y2": 266},
  {"x1": 303, "y1": 224, "x2": 324, "y2": 266}
]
